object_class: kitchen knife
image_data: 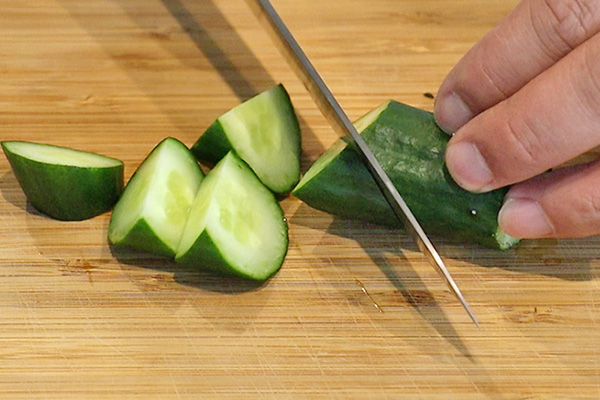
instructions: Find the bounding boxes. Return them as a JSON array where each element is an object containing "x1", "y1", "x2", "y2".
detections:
[{"x1": 246, "y1": 0, "x2": 478, "y2": 327}]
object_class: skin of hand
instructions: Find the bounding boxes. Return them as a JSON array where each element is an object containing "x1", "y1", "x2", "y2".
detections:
[{"x1": 434, "y1": 0, "x2": 600, "y2": 239}]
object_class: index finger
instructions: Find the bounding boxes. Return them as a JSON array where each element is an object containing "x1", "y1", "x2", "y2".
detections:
[{"x1": 434, "y1": 0, "x2": 600, "y2": 134}]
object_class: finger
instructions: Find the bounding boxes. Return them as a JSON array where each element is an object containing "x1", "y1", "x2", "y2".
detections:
[
  {"x1": 434, "y1": 0, "x2": 600, "y2": 133},
  {"x1": 445, "y1": 31, "x2": 600, "y2": 192},
  {"x1": 498, "y1": 160, "x2": 600, "y2": 238}
]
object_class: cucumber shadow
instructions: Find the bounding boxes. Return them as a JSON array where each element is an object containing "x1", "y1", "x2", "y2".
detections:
[
  {"x1": 0, "y1": 171, "x2": 52, "y2": 218},
  {"x1": 292, "y1": 199, "x2": 594, "y2": 282},
  {"x1": 109, "y1": 244, "x2": 268, "y2": 294},
  {"x1": 467, "y1": 238, "x2": 594, "y2": 282},
  {"x1": 0, "y1": 171, "x2": 25, "y2": 211},
  {"x1": 109, "y1": 244, "x2": 272, "y2": 333}
]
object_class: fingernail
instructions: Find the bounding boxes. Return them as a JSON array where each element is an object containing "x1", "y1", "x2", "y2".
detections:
[
  {"x1": 434, "y1": 91, "x2": 474, "y2": 134},
  {"x1": 446, "y1": 141, "x2": 494, "y2": 192},
  {"x1": 498, "y1": 198, "x2": 554, "y2": 238}
]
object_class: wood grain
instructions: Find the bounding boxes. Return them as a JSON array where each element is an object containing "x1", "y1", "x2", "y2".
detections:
[{"x1": 1, "y1": 0, "x2": 600, "y2": 398}]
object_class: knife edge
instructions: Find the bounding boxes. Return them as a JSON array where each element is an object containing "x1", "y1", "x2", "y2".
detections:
[{"x1": 246, "y1": 0, "x2": 479, "y2": 327}]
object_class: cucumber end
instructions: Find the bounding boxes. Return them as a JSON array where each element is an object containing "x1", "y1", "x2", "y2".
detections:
[{"x1": 494, "y1": 228, "x2": 521, "y2": 250}]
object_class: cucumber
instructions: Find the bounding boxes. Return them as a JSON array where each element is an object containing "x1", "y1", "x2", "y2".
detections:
[
  {"x1": 108, "y1": 138, "x2": 204, "y2": 257},
  {"x1": 191, "y1": 84, "x2": 301, "y2": 194},
  {"x1": 293, "y1": 101, "x2": 520, "y2": 250},
  {"x1": 1, "y1": 141, "x2": 123, "y2": 221},
  {"x1": 175, "y1": 152, "x2": 288, "y2": 281}
]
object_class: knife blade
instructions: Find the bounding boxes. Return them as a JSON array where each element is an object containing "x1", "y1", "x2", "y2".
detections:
[{"x1": 246, "y1": 0, "x2": 478, "y2": 327}]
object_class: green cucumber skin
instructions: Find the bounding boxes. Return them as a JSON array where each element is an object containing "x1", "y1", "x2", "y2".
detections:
[
  {"x1": 294, "y1": 101, "x2": 519, "y2": 250},
  {"x1": 2, "y1": 147, "x2": 123, "y2": 221},
  {"x1": 191, "y1": 84, "x2": 302, "y2": 194},
  {"x1": 175, "y1": 229, "x2": 287, "y2": 281},
  {"x1": 190, "y1": 119, "x2": 232, "y2": 166},
  {"x1": 109, "y1": 218, "x2": 175, "y2": 258},
  {"x1": 294, "y1": 141, "x2": 394, "y2": 227}
]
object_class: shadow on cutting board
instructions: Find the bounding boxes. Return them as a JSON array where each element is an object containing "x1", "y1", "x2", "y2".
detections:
[
  {"x1": 0, "y1": 172, "x2": 26, "y2": 212},
  {"x1": 0, "y1": 171, "x2": 55, "y2": 220},
  {"x1": 110, "y1": 245, "x2": 274, "y2": 334},
  {"x1": 292, "y1": 202, "x2": 594, "y2": 282},
  {"x1": 152, "y1": 0, "x2": 326, "y2": 159},
  {"x1": 290, "y1": 205, "x2": 520, "y2": 398},
  {"x1": 323, "y1": 217, "x2": 474, "y2": 356},
  {"x1": 56, "y1": 0, "x2": 324, "y2": 163},
  {"x1": 289, "y1": 202, "x2": 475, "y2": 354},
  {"x1": 111, "y1": 245, "x2": 267, "y2": 293},
  {"x1": 0, "y1": 171, "x2": 261, "y2": 287},
  {"x1": 290, "y1": 202, "x2": 598, "y2": 340}
]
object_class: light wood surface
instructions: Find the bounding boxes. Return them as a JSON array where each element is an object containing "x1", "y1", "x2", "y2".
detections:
[{"x1": 1, "y1": 0, "x2": 599, "y2": 398}]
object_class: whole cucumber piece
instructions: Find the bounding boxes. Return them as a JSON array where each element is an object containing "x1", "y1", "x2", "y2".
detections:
[
  {"x1": 108, "y1": 138, "x2": 204, "y2": 257},
  {"x1": 2, "y1": 141, "x2": 123, "y2": 221},
  {"x1": 293, "y1": 101, "x2": 519, "y2": 250},
  {"x1": 176, "y1": 152, "x2": 288, "y2": 281},
  {"x1": 191, "y1": 84, "x2": 301, "y2": 195}
]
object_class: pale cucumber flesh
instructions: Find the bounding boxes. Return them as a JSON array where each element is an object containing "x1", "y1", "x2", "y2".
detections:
[
  {"x1": 2, "y1": 141, "x2": 122, "y2": 167},
  {"x1": 294, "y1": 102, "x2": 389, "y2": 193},
  {"x1": 108, "y1": 138, "x2": 204, "y2": 255},
  {"x1": 192, "y1": 84, "x2": 301, "y2": 194},
  {"x1": 176, "y1": 152, "x2": 288, "y2": 280}
]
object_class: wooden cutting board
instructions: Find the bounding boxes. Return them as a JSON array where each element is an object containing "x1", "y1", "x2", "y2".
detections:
[{"x1": 1, "y1": 0, "x2": 599, "y2": 398}]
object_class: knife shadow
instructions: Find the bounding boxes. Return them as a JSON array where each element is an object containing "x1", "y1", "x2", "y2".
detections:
[
  {"x1": 289, "y1": 202, "x2": 475, "y2": 355},
  {"x1": 356, "y1": 240, "x2": 509, "y2": 399},
  {"x1": 155, "y1": 0, "x2": 326, "y2": 160},
  {"x1": 56, "y1": 0, "x2": 324, "y2": 162},
  {"x1": 291, "y1": 206, "x2": 513, "y2": 397},
  {"x1": 322, "y1": 217, "x2": 475, "y2": 358}
]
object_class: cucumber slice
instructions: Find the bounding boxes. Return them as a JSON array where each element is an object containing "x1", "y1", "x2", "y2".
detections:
[
  {"x1": 175, "y1": 152, "x2": 288, "y2": 281},
  {"x1": 293, "y1": 101, "x2": 520, "y2": 250},
  {"x1": 191, "y1": 84, "x2": 301, "y2": 194},
  {"x1": 1, "y1": 141, "x2": 123, "y2": 221},
  {"x1": 108, "y1": 138, "x2": 204, "y2": 257}
]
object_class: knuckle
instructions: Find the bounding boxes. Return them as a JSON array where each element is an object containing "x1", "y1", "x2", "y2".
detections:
[
  {"x1": 551, "y1": 163, "x2": 600, "y2": 237},
  {"x1": 574, "y1": 44, "x2": 600, "y2": 119},
  {"x1": 576, "y1": 188, "x2": 600, "y2": 224},
  {"x1": 501, "y1": 114, "x2": 544, "y2": 168},
  {"x1": 534, "y1": 0, "x2": 597, "y2": 56},
  {"x1": 479, "y1": 60, "x2": 512, "y2": 100}
]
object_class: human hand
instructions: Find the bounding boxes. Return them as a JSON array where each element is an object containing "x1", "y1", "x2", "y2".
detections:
[{"x1": 434, "y1": 0, "x2": 600, "y2": 239}]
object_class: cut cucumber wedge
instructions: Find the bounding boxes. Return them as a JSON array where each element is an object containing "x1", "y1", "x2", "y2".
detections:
[
  {"x1": 191, "y1": 84, "x2": 301, "y2": 194},
  {"x1": 1, "y1": 141, "x2": 123, "y2": 221},
  {"x1": 108, "y1": 138, "x2": 204, "y2": 257},
  {"x1": 175, "y1": 152, "x2": 288, "y2": 281},
  {"x1": 293, "y1": 101, "x2": 520, "y2": 250}
]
